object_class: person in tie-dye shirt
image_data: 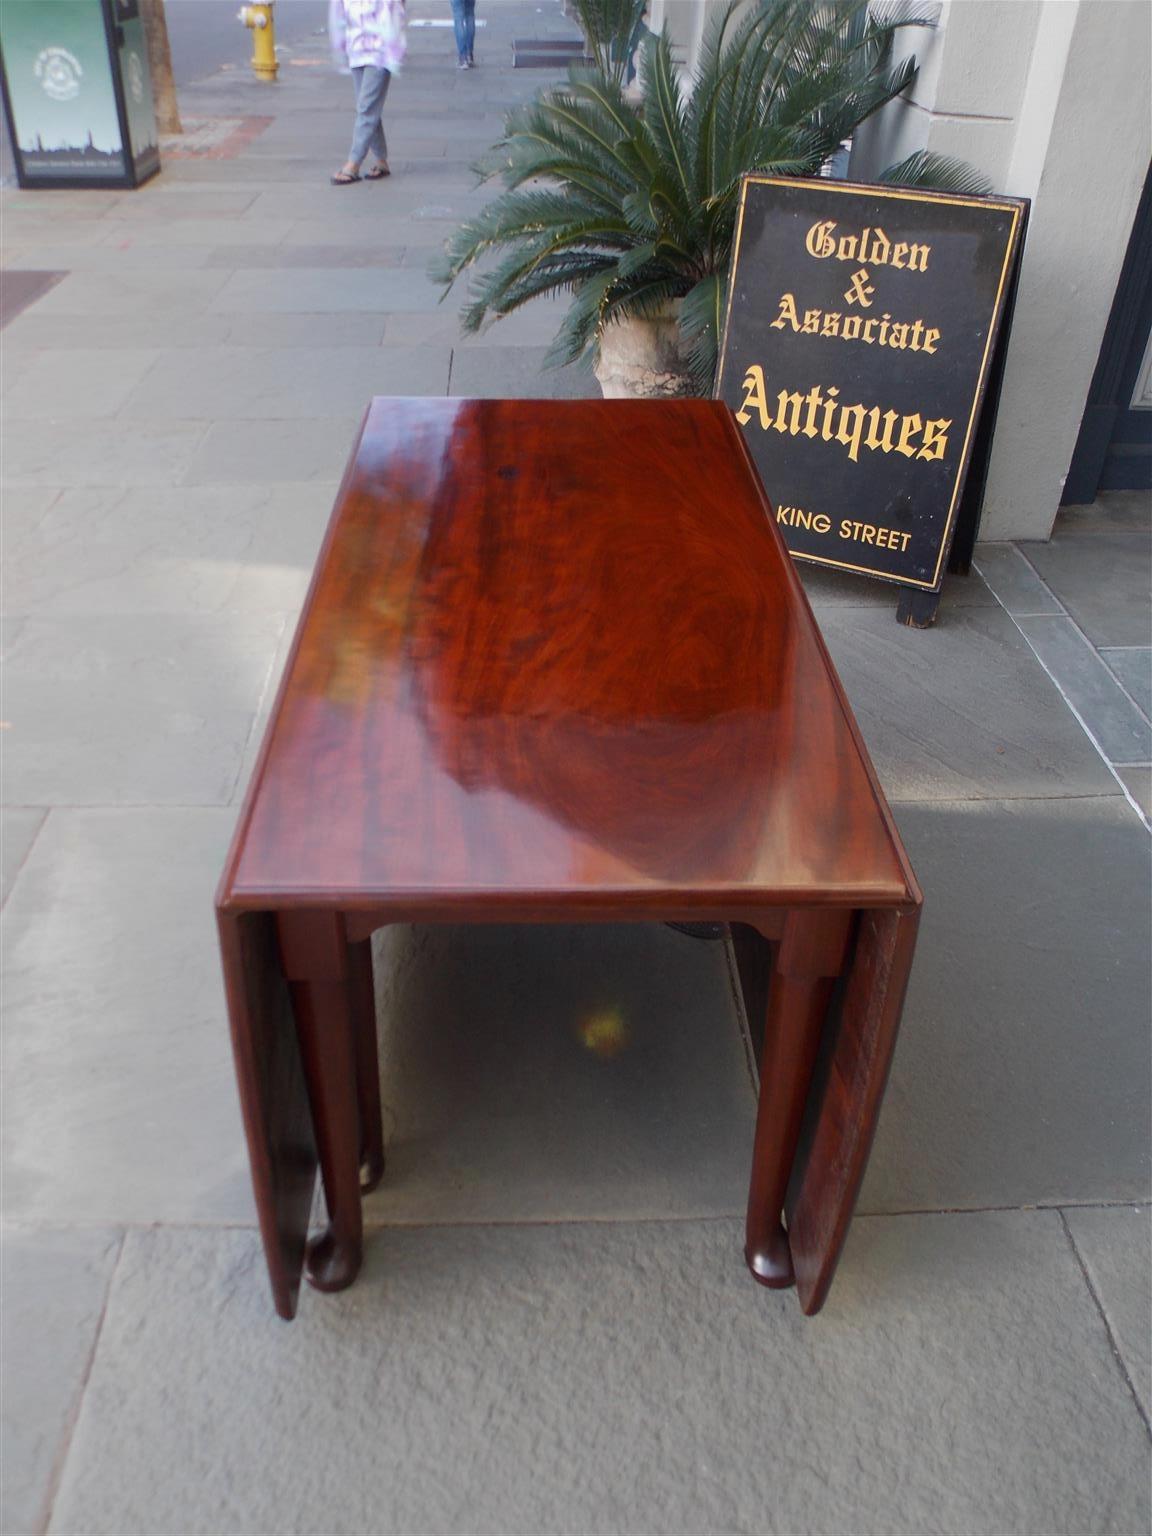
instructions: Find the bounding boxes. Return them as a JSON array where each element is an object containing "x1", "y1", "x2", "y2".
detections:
[{"x1": 329, "y1": 0, "x2": 407, "y2": 184}]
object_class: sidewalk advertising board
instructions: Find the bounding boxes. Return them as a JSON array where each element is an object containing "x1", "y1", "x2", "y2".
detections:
[
  {"x1": 715, "y1": 176, "x2": 1027, "y2": 625},
  {"x1": 0, "y1": 0, "x2": 159, "y2": 190}
]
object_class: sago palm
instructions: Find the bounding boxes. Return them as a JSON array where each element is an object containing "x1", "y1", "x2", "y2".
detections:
[{"x1": 432, "y1": 0, "x2": 990, "y2": 394}]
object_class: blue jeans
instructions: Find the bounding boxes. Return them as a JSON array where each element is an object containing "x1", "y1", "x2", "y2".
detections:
[
  {"x1": 451, "y1": 0, "x2": 475, "y2": 61},
  {"x1": 349, "y1": 64, "x2": 391, "y2": 167}
]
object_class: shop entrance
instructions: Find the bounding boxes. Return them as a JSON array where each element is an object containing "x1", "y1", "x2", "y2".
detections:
[{"x1": 1063, "y1": 163, "x2": 1152, "y2": 501}]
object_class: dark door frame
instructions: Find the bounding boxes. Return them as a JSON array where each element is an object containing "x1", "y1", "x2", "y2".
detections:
[{"x1": 1062, "y1": 161, "x2": 1152, "y2": 502}]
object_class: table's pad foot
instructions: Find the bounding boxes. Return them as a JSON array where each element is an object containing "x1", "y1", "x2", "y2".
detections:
[
  {"x1": 359, "y1": 1148, "x2": 386, "y2": 1194},
  {"x1": 305, "y1": 1228, "x2": 362, "y2": 1293},
  {"x1": 745, "y1": 1231, "x2": 795, "y2": 1289}
]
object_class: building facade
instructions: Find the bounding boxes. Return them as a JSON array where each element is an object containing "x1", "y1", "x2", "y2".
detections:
[{"x1": 650, "y1": 0, "x2": 1152, "y2": 540}]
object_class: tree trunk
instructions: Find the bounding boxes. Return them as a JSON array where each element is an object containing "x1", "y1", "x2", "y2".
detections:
[{"x1": 141, "y1": 0, "x2": 181, "y2": 136}]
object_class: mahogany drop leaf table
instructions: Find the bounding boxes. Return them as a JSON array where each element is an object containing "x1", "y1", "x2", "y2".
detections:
[{"x1": 216, "y1": 398, "x2": 921, "y2": 1320}]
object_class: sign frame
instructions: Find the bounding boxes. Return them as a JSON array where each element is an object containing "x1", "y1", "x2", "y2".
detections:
[{"x1": 716, "y1": 175, "x2": 1028, "y2": 612}]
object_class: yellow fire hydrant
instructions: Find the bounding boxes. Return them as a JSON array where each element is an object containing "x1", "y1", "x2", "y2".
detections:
[{"x1": 238, "y1": 3, "x2": 278, "y2": 82}]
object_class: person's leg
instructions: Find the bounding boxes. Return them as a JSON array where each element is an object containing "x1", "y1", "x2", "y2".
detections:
[
  {"x1": 343, "y1": 65, "x2": 390, "y2": 175},
  {"x1": 334, "y1": 66, "x2": 367, "y2": 180},
  {"x1": 464, "y1": 0, "x2": 476, "y2": 62},
  {"x1": 450, "y1": 0, "x2": 468, "y2": 64},
  {"x1": 364, "y1": 67, "x2": 390, "y2": 168}
]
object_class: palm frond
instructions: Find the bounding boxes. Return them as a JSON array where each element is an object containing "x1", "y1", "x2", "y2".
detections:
[
  {"x1": 879, "y1": 150, "x2": 993, "y2": 195},
  {"x1": 431, "y1": 187, "x2": 633, "y2": 289},
  {"x1": 640, "y1": 31, "x2": 694, "y2": 209},
  {"x1": 460, "y1": 247, "x2": 618, "y2": 332},
  {"x1": 569, "y1": 0, "x2": 648, "y2": 85},
  {"x1": 678, "y1": 271, "x2": 728, "y2": 395},
  {"x1": 431, "y1": 0, "x2": 987, "y2": 393},
  {"x1": 543, "y1": 270, "x2": 619, "y2": 365}
]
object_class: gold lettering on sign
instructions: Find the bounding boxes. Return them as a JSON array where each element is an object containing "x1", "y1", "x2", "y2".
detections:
[
  {"x1": 844, "y1": 268, "x2": 875, "y2": 308},
  {"x1": 805, "y1": 222, "x2": 931, "y2": 272},
  {"x1": 737, "y1": 366, "x2": 951, "y2": 466},
  {"x1": 838, "y1": 519, "x2": 912, "y2": 552},
  {"x1": 776, "y1": 506, "x2": 832, "y2": 534},
  {"x1": 775, "y1": 505, "x2": 911, "y2": 552},
  {"x1": 771, "y1": 295, "x2": 942, "y2": 354},
  {"x1": 736, "y1": 364, "x2": 771, "y2": 429}
]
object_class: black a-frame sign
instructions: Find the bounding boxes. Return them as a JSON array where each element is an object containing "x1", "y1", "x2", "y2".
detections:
[{"x1": 716, "y1": 176, "x2": 1028, "y2": 627}]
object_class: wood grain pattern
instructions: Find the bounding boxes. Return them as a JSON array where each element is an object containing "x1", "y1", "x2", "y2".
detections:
[
  {"x1": 216, "y1": 397, "x2": 922, "y2": 1317},
  {"x1": 744, "y1": 909, "x2": 854, "y2": 1288},
  {"x1": 786, "y1": 905, "x2": 921, "y2": 1314},
  {"x1": 221, "y1": 399, "x2": 911, "y2": 912},
  {"x1": 216, "y1": 910, "x2": 315, "y2": 1319}
]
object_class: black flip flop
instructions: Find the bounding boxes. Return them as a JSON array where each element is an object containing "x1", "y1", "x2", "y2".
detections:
[
  {"x1": 364, "y1": 164, "x2": 391, "y2": 180},
  {"x1": 331, "y1": 170, "x2": 361, "y2": 185}
]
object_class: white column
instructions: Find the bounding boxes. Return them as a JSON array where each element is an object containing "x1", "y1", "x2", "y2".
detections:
[
  {"x1": 647, "y1": 0, "x2": 707, "y2": 76},
  {"x1": 980, "y1": 0, "x2": 1149, "y2": 534},
  {"x1": 851, "y1": 1, "x2": 1042, "y2": 185}
]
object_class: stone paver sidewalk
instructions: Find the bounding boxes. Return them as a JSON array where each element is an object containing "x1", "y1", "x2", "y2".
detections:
[{"x1": 2, "y1": 4, "x2": 1149, "y2": 1532}]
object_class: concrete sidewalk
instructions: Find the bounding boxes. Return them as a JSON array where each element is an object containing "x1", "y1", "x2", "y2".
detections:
[{"x1": 2, "y1": 4, "x2": 1150, "y2": 1532}]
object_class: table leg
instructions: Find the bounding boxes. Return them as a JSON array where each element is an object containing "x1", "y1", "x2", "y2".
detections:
[
  {"x1": 278, "y1": 913, "x2": 364, "y2": 1295},
  {"x1": 743, "y1": 910, "x2": 853, "y2": 1289},
  {"x1": 290, "y1": 976, "x2": 364, "y2": 1292},
  {"x1": 347, "y1": 936, "x2": 386, "y2": 1193},
  {"x1": 730, "y1": 922, "x2": 773, "y2": 1065}
]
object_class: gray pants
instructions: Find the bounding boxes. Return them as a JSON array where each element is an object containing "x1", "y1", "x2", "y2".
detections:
[{"x1": 349, "y1": 65, "x2": 391, "y2": 167}]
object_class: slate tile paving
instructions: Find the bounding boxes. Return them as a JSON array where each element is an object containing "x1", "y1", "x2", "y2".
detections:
[
  {"x1": 1063, "y1": 1204, "x2": 1152, "y2": 1424},
  {"x1": 1021, "y1": 508, "x2": 1152, "y2": 647},
  {"x1": 0, "y1": 807, "x2": 47, "y2": 905},
  {"x1": 448, "y1": 344, "x2": 597, "y2": 398},
  {"x1": 1, "y1": 1228, "x2": 122, "y2": 1536},
  {"x1": 362, "y1": 923, "x2": 756, "y2": 1228},
  {"x1": 2, "y1": 417, "x2": 210, "y2": 487},
  {"x1": 121, "y1": 344, "x2": 451, "y2": 419},
  {"x1": 2, "y1": 350, "x2": 161, "y2": 420},
  {"x1": 0, "y1": 270, "x2": 66, "y2": 328},
  {"x1": 3, "y1": 242, "x2": 216, "y2": 272},
  {"x1": 2, "y1": 810, "x2": 256, "y2": 1227},
  {"x1": 1118, "y1": 766, "x2": 1152, "y2": 817},
  {"x1": 864, "y1": 797, "x2": 1151, "y2": 1213},
  {"x1": 183, "y1": 416, "x2": 363, "y2": 484},
  {"x1": 1017, "y1": 615, "x2": 1152, "y2": 765},
  {"x1": 2, "y1": 613, "x2": 285, "y2": 805},
  {"x1": 817, "y1": 604, "x2": 1120, "y2": 801},
  {"x1": 974, "y1": 540, "x2": 1065, "y2": 614},
  {"x1": 1, "y1": 1, "x2": 1148, "y2": 1529},
  {"x1": 4, "y1": 484, "x2": 332, "y2": 616},
  {"x1": 24, "y1": 268, "x2": 233, "y2": 317},
  {"x1": 44, "y1": 1219, "x2": 1152, "y2": 1536},
  {"x1": 1101, "y1": 646, "x2": 1152, "y2": 719}
]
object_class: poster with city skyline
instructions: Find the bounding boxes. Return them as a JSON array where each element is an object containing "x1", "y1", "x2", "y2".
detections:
[{"x1": 0, "y1": 0, "x2": 136, "y2": 184}]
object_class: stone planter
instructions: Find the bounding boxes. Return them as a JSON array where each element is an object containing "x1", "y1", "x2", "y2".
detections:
[{"x1": 593, "y1": 306, "x2": 695, "y2": 399}]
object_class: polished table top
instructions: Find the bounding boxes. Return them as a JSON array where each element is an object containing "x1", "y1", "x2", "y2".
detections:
[
  {"x1": 219, "y1": 396, "x2": 922, "y2": 1321},
  {"x1": 224, "y1": 397, "x2": 913, "y2": 911}
]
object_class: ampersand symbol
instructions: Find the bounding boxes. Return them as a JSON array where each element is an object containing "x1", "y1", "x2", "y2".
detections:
[{"x1": 844, "y1": 267, "x2": 875, "y2": 308}]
